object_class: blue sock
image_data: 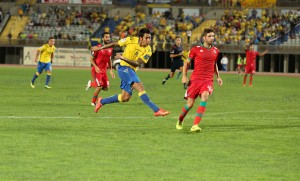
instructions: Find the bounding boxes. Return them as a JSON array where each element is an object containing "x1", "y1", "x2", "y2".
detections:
[
  {"x1": 101, "y1": 94, "x2": 119, "y2": 105},
  {"x1": 139, "y1": 92, "x2": 159, "y2": 112},
  {"x1": 31, "y1": 73, "x2": 39, "y2": 84},
  {"x1": 45, "y1": 74, "x2": 51, "y2": 85}
]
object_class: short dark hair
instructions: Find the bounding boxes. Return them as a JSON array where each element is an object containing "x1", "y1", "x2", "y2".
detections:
[
  {"x1": 101, "y1": 32, "x2": 110, "y2": 38},
  {"x1": 138, "y1": 28, "x2": 151, "y2": 38},
  {"x1": 48, "y1": 37, "x2": 54, "y2": 40},
  {"x1": 202, "y1": 28, "x2": 215, "y2": 37}
]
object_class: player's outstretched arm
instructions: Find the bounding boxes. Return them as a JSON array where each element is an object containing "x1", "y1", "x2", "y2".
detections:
[
  {"x1": 115, "y1": 53, "x2": 142, "y2": 67},
  {"x1": 244, "y1": 43, "x2": 250, "y2": 51},
  {"x1": 259, "y1": 49, "x2": 268, "y2": 56},
  {"x1": 91, "y1": 42, "x2": 119, "y2": 52}
]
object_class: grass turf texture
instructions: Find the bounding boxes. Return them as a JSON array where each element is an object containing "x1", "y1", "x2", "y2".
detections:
[{"x1": 0, "y1": 66, "x2": 299, "y2": 180}]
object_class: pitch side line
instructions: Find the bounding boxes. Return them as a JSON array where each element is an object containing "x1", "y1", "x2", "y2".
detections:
[
  {"x1": 0, "y1": 109, "x2": 298, "y2": 120},
  {"x1": 0, "y1": 117, "x2": 298, "y2": 120}
]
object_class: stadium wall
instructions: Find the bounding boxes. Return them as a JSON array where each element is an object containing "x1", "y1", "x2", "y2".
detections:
[{"x1": 0, "y1": 45, "x2": 299, "y2": 73}]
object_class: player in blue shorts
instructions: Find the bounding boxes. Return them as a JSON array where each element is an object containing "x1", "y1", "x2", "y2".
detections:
[
  {"x1": 92, "y1": 28, "x2": 169, "y2": 116},
  {"x1": 30, "y1": 37, "x2": 56, "y2": 89}
]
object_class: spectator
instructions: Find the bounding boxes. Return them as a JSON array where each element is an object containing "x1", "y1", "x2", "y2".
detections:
[
  {"x1": 187, "y1": 29, "x2": 192, "y2": 44},
  {"x1": 18, "y1": 8, "x2": 23, "y2": 20},
  {"x1": 220, "y1": 54, "x2": 228, "y2": 71},
  {"x1": 208, "y1": 0, "x2": 212, "y2": 6},
  {"x1": 0, "y1": 8, "x2": 3, "y2": 24},
  {"x1": 7, "y1": 32, "x2": 12, "y2": 43},
  {"x1": 251, "y1": 9, "x2": 258, "y2": 19}
]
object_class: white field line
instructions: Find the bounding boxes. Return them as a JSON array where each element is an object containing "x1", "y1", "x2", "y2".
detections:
[{"x1": 0, "y1": 109, "x2": 298, "y2": 120}]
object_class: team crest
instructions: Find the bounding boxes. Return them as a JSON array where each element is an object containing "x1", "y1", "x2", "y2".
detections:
[{"x1": 144, "y1": 54, "x2": 150, "y2": 60}]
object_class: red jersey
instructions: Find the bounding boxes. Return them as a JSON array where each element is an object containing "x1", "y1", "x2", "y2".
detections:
[
  {"x1": 245, "y1": 50, "x2": 259, "y2": 68},
  {"x1": 189, "y1": 45, "x2": 219, "y2": 81},
  {"x1": 92, "y1": 44, "x2": 113, "y2": 73}
]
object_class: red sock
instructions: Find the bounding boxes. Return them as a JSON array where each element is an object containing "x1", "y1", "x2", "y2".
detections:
[
  {"x1": 250, "y1": 75, "x2": 253, "y2": 85},
  {"x1": 243, "y1": 75, "x2": 247, "y2": 85},
  {"x1": 179, "y1": 104, "x2": 191, "y2": 122},
  {"x1": 193, "y1": 102, "x2": 207, "y2": 125},
  {"x1": 91, "y1": 81, "x2": 97, "y2": 88},
  {"x1": 91, "y1": 93, "x2": 98, "y2": 103}
]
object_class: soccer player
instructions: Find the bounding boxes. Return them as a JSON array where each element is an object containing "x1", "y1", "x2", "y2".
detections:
[
  {"x1": 30, "y1": 37, "x2": 56, "y2": 89},
  {"x1": 162, "y1": 36, "x2": 183, "y2": 85},
  {"x1": 177, "y1": 46, "x2": 190, "y2": 79},
  {"x1": 86, "y1": 32, "x2": 115, "y2": 106},
  {"x1": 91, "y1": 28, "x2": 169, "y2": 116},
  {"x1": 236, "y1": 54, "x2": 243, "y2": 74},
  {"x1": 176, "y1": 28, "x2": 223, "y2": 132},
  {"x1": 177, "y1": 46, "x2": 190, "y2": 89},
  {"x1": 243, "y1": 43, "x2": 268, "y2": 87}
]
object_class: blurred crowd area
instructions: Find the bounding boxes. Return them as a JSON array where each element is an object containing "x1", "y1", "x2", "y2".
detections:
[
  {"x1": 213, "y1": 8, "x2": 300, "y2": 45},
  {"x1": 0, "y1": 0, "x2": 299, "y2": 49}
]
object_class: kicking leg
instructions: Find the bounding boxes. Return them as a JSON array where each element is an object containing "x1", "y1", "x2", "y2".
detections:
[
  {"x1": 191, "y1": 91, "x2": 209, "y2": 132},
  {"x1": 133, "y1": 82, "x2": 169, "y2": 116}
]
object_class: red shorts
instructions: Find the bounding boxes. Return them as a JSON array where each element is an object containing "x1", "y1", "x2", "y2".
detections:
[
  {"x1": 185, "y1": 80, "x2": 213, "y2": 99},
  {"x1": 237, "y1": 64, "x2": 243, "y2": 68},
  {"x1": 245, "y1": 66, "x2": 256, "y2": 74},
  {"x1": 92, "y1": 70, "x2": 109, "y2": 88}
]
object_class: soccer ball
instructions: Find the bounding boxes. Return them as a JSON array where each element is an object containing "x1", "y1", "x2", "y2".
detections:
[{"x1": 113, "y1": 59, "x2": 121, "y2": 70}]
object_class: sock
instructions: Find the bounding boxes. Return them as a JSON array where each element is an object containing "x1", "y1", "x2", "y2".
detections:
[
  {"x1": 243, "y1": 75, "x2": 247, "y2": 85},
  {"x1": 165, "y1": 74, "x2": 170, "y2": 80},
  {"x1": 92, "y1": 92, "x2": 98, "y2": 103},
  {"x1": 193, "y1": 101, "x2": 207, "y2": 125},
  {"x1": 250, "y1": 75, "x2": 253, "y2": 85},
  {"x1": 176, "y1": 72, "x2": 182, "y2": 79},
  {"x1": 101, "y1": 94, "x2": 120, "y2": 105},
  {"x1": 31, "y1": 72, "x2": 39, "y2": 84},
  {"x1": 91, "y1": 81, "x2": 97, "y2": 88},
  {"x1": 45, "y1": 73, "x2": 51, "y2": 85},
  {"x1": 179, "y1": 104, "x2": 191, "y2": 122},
  {"x1": 139, "y1": 91, "x2": 159, "y2": 112}
]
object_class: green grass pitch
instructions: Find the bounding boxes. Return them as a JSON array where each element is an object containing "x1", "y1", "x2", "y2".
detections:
[{"x1": 0, "y1": 66, "x2": 299, "y2": 180}]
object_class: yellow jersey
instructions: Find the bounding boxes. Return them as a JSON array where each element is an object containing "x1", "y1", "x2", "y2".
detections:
[
  {"x1": 118, "y1": 37, "x2": 152, "y2": 71},
  {"x1": 182, "y1": 50, "x2": 190, "y2": 62},
  {"x1": 38, "y1": 44, "x2": 56, "y2": 63}
]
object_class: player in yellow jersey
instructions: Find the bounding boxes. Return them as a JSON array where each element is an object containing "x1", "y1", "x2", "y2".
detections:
[
  {"x1": 30, "y1": 37, "x2": 56, "y2": 89},
  {"x1": 92, "y1": 28, "x2": 169, "y2": 116},
  {"x1": 177, "y1": 46, "x2": 190, "y2": 89}
]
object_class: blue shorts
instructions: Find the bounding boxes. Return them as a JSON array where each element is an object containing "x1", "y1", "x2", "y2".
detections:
[
  {"x1": 37, "y1": 61, "x2": 52, "y2": 73},
  {"x1": 118, "y1": 65, "x2": 140, "y2": 95}
]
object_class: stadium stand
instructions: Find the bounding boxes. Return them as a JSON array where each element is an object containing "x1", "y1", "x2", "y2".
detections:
[{"x1": 0, "y1": 0, "x2": 299, "y2": 73}]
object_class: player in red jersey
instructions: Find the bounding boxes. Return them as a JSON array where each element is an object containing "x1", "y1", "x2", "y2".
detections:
[
  {"x1": 176, "y1": 28, "x2": 223, "y2": 132},
  {"x1": 86, "y1": 32, "x2": 115, "y2": 106},
  {"x1": 243, "y1": 43, "x2": 268, "y2": 87}
]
